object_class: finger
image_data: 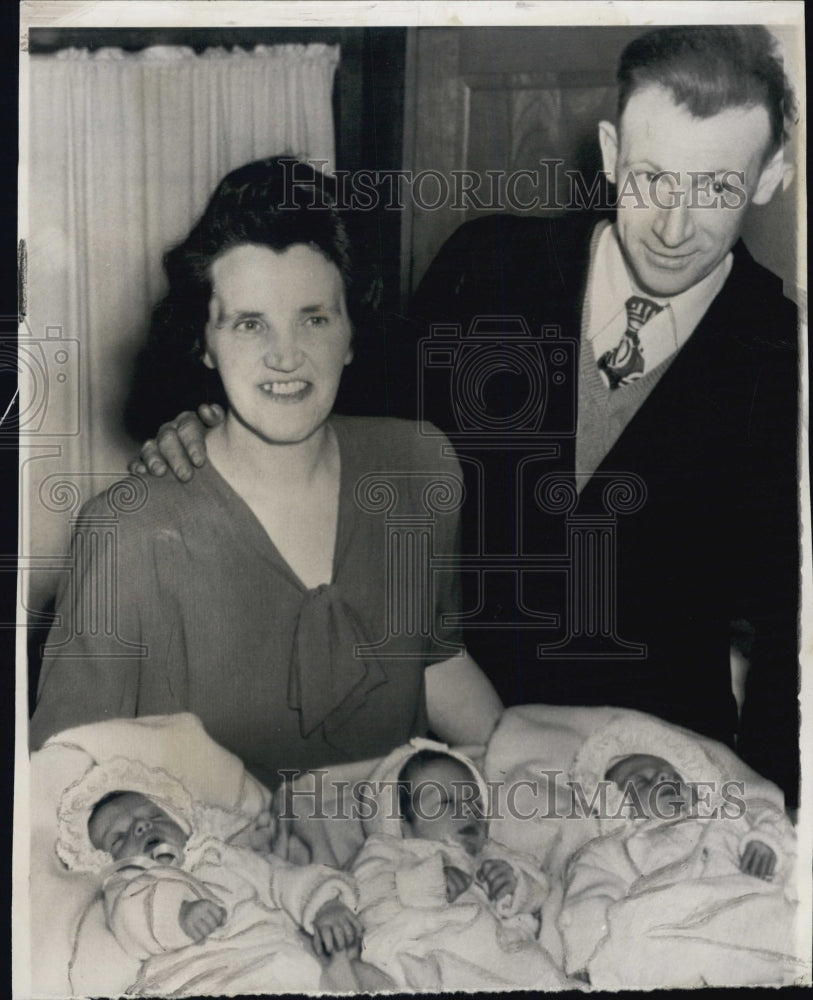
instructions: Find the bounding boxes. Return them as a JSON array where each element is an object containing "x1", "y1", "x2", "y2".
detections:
[
  {"x1": 140, "y1": 441, "x2": 168, "y2": 477},
  {"x1": 348, "y1": 912, "x2": 363, "y2": 937},
  {"x1": 215, "y1": 905, "x2": 227, "y2": 925},
  {"x1": 128, "y1": 460, "x2": 148, "y2": 475},
  {"x1": 177, "y1": 412, "x2": 208, "y2": 467},
  {"x1": 198, "y1": 402, "x2": 225, "y2": 428},
  {"x1": 321, "y1": 926, "x2": 336, "y2": 955},
  {"x1": 156, "y1": 425, "x2": 195, "y2": 482},
  {"x1": 332, "y1": 923, "x2": 347, "y2": 952},
  {"x1": 765, "y1": 853, "x2": 776, "y2": 878},
  {"x1": 312, "y1": 932, "x2": 324, "y2": 957}
]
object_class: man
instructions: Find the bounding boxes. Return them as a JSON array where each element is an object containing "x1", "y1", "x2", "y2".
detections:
[{"x1": 130, "y1": 27, "x2": 800, "y2": 804}]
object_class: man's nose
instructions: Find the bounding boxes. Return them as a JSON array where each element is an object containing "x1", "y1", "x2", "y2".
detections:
[
  {"x1": 262, "y1": 327, "x2": 304, "y2": 371},
  {"x1": 652, "y1": 196, "x2": 696, "y2": 247}
]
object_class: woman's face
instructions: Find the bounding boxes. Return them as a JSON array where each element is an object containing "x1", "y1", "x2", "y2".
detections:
[{"x1": 203, "y1": 243, "x2": 353, "y2": 446}]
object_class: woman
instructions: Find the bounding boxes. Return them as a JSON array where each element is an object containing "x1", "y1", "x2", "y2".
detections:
[{"x1": 30, "y1": 158, "x2": 502, "y2": 789}]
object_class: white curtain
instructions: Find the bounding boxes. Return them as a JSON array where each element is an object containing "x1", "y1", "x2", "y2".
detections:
[{"x1": 21, "y1": 44, "x2": 339, "y2": 615}]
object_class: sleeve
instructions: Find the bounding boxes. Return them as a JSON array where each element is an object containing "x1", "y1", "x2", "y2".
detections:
[
  {"x1": 486, "y1": 843, "x2": 550, "y2": 918},
  {"x1": 103, "y1": 864, "x2": 205, "y2": 959},
  {"x1": 29, "y1": 493, "x2": 145, "y2": 750},
  {"x1": 353, "y1": 836, "x2": 448, "y2": 914},
  {"x1": 739, "y1": 798, "x2": 797, "y2": 879},
  {"x1": 558, "y1": 833, "x2": 638, "y2": 976},
  {"x1": 268, "y1": 855, "x2": 358, "y2": 934},
  {"x1": 735, "y1": 311, "x2": 800, "y2": 806}
]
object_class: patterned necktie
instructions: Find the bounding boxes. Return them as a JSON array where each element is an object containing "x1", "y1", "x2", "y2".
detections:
[{"x1": 597, "y1": 295, "x2": 664, "y2": 389}]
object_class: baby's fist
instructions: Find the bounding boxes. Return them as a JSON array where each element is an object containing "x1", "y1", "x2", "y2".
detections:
[
  {"x1": 179, "y1": 898, "x2": 227, "y2": 941},
  {"x1": 476, "y1": 858, "x2": 517, "y2": 903},
  {"x1": 740, "y1": 840, "x2": 776, "y2": 880},
  {"x1": 312, "y1": 898, "x2": 361, "y2": 956}
]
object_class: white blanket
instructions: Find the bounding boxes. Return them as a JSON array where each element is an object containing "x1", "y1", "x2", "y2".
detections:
[{"x1": 23, "y1": 705, "x2": 808, "y2": 995}]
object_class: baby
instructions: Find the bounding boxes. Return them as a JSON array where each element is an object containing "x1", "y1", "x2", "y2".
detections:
[
  {"x1": 58, "y1": 758, "x2": 359, "y2": 995},
  {"x1": 604, "y1": 753, "x2": 779, "y2": 877},
  {"x1": 558, "y1": 718, "x2": 801, "y2": 989},
  {"x1": 350, "y1": 739, "x2": 568, "y2": 991}
]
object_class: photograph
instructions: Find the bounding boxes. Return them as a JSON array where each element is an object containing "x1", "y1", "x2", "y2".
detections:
[{"x1": 14, "y1": 1, "x2": 810, "y2": 995}]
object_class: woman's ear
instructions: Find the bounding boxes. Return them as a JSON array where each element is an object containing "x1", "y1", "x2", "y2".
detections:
[
  {"x1": 598, "y1": 120, "x2": 619, "y2": 185},
  {"x1": 344, "y1": 345, "x2": 354, "y2": 367},
  {"x1": 202, "y1": 346, "x2": 216, "y2": 370}
]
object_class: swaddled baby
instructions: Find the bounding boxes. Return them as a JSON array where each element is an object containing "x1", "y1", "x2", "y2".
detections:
[
  {"x1": 558, "y1": 717, "x2": 804, "y2": 989},
  {"x1": 57, "y1": 758, "x2": 359, "y2": 995},
  {"x1": 350, "y1": 738, "x2": 569, "y2": 991}
]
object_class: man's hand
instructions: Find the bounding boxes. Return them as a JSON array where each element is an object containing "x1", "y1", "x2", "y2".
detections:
[
  {"x1": 179, "y1": 898, "x2": 227, "y2": 941},
  {"x1": 740, "y1": 840, "x2": 777, "y2": 880},
  {"x1": 128, "y1": 404, "x2": 224, "y2": 481},
  {"x1": 312, "y1": 898, "x2": 362, "y2": 956},
  {"x1": 443, "y1": 864, "x2": 472, "y2": 904},
  {"x1": 476, "y1": 858, "x2": 517, "y2": 903}
]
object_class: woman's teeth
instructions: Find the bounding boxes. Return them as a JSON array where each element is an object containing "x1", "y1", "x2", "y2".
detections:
[{"x1": 260, "y1": 380, "x2": 308, "y2": 396}]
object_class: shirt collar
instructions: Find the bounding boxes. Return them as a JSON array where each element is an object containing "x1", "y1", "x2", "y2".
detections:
[{"x1": 588, "y1": 223, "x2": 732, "y2": 348}]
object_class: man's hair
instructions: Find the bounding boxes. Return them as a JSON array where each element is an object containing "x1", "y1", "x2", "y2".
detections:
[
  {"x1": 617, "y1": 26, "x2": 797, "y2": 154},
  {"x1": 397, "y1": 749, "x2": 478, "y2": 824}
]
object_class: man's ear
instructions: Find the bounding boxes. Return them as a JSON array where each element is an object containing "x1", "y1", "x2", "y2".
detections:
[
  {"x1": 202, "y1": 346, "x2": 216, "y2": 370},
  {"x1": 752, "y1": 146, "x2": 787, "y2": 205},
  {"x1": 598, "y1": 121, "x2": 619, "y2": 184}
]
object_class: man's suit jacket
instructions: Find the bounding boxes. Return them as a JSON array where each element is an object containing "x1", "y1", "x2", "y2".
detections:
[{"x1": 402, "y1": 213, "x2": 799, "y2": 804}]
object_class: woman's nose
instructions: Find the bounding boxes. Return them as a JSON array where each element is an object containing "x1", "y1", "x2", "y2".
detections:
[{"x1": 262, "y1": 328, "x2": 304, "y2": 371}]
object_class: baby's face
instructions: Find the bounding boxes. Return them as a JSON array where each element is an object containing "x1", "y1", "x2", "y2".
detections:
[
  {"x1": 402, "y1": 758, "x2": 486, "y2": 856},
  {"x1": 606, "y1": 754, "x2": 690, "y2": 819},
  {"x1": 88, "y1": 792, "x2": 188, "y2": 862}
]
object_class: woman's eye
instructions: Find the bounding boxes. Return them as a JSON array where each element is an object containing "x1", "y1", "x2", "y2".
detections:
[{"x1": 305, "y1": 314, "x2": 329, "y2": 328}]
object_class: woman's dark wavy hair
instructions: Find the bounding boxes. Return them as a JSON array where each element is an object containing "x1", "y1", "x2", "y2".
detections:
[
  {"x1": 125, "y1": 157, "x2": 354, "y2": 437},
  {"x1": 618, "y1": 26, "x2": 798, "y2": 156}
]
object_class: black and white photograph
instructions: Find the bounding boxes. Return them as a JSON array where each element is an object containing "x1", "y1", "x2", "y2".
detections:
[{"x1": 14, "y1": 1, "x2": 810, "y2": 994}]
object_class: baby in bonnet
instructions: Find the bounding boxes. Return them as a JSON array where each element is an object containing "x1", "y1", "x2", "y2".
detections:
[
  {"x1": 57, "y1": 757, "x2": 362, "y2": 995},
  {"x1": 558, "y1": 716, "x2": 802, "y2": 989}
]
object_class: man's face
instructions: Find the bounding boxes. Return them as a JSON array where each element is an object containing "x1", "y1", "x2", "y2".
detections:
[{"x1": 599, "y1": 85, "x2": 784, "y2": 297}]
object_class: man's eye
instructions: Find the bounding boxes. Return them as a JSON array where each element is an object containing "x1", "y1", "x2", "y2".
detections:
[
  {"x1": 235, "y1": 319, "x2": 262, "y2": 333},
  {"x1": 305, "y1": 314, "x2": 329, "y2": 327}
]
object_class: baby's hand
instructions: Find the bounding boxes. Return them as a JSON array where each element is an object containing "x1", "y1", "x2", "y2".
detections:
[
  {"x1": 179, "y1": 898, "x2": 227, "y2": 941},
  {"x1": 312, "y1": 898, "x2": 362, "y2": 956},
  {"x1": 476, "y1": 858, "x2": 517, "y2": 903},
  {"x1": 247, "y1": 809, "x2": 276, "y2": 855},
  {"x1": 740, "y1": 840, "x2": 776, "y2": 880},
  {"x1": 444, "y1": 865, "x2": 472, "y2": 903}
]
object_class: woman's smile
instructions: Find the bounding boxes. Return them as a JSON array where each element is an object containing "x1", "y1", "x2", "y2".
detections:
[{"x1": 258, "y1": 379, "x2": 312, "y2": 400}]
